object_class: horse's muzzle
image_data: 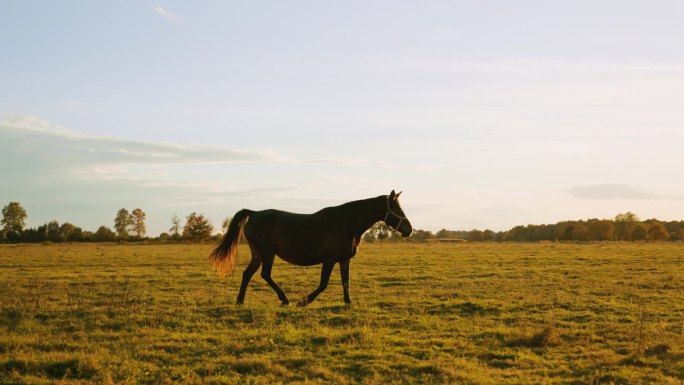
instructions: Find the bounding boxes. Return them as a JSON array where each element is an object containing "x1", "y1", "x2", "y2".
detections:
[{"x1": 400, "y1": 223, "x2": 413, "y2": 237}]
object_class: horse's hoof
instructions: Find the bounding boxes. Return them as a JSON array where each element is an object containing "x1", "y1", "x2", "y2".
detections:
[
  {"x1": 297, "y1": 300, "x2": 308, "y2": 307},
  {"x1": 281, "y1": 301, "x2": 291, "y2": 307}
]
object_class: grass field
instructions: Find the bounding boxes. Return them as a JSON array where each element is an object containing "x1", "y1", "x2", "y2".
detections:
[{"x1": 0, "y1": 242, "x2": 682, "y2": 384}]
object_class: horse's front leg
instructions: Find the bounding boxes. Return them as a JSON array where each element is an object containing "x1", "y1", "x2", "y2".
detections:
[
  {"x1": 298, "y1": 260, "x2": 335, "y2": 307},
  {"x1": 340, "y1": 259, "x2": 351, "y2": 304}
]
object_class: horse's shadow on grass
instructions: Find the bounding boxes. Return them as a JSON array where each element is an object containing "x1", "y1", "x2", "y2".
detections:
[
  {"x1": 203, "y1": 306, "x2": 254, "y2": 324},
  {"x1": 314, "y1": 304, "x2": 352, "y2": 313},
  {"x1": 202, "y1": 302, "x2": 354, "y2": 326}
]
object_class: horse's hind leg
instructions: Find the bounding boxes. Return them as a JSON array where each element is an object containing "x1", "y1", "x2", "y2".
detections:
[
  {"x1": 236, "y1": 254, "x2": 261, "y2": 305},
  {"x1": 340, "y1": 259, "x2": 352, "y2": 304},
  {"x1": 298, "y1": 260, "x2": 335, "y2": 307},
  {"x1": 260, "y1": 253, "x2": 290, "y2": 306}
]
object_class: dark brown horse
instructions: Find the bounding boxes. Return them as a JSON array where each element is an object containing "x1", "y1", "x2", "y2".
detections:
[{"x1": 210, "y1": 190, "x2": 412, "y2": 306}]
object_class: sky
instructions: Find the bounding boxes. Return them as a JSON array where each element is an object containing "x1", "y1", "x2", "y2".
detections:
[{"x1": 2, "y1": 1, "x2": 684, "y2": 235}]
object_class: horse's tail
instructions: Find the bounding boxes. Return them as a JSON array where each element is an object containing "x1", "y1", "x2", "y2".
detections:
[{"x1": 209, "y1": 209, "x2": 252, "y2": 277}]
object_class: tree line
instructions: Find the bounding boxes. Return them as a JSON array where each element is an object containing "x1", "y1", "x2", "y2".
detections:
[
  {"x1": 358, "y1": 212, "x2": 684, "y2": 243},
  {"x1": 0, "y1": 202, "x2": 222, "y2": 243},
  {"x1": 2, "y1": 202, "x2": 682, "y2": 244}
]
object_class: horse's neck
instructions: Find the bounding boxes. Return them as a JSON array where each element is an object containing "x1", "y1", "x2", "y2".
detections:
[{"x1": 349, "y1": 196, "x2": 385, "y2": 237}]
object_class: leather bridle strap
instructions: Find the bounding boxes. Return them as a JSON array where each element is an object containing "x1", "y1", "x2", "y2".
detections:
[{"x1": 384, "y1": 196, "x2": 407, "y2": 231}]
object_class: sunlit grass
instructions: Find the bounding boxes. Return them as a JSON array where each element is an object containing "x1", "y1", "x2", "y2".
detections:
[{"x1": 1, "y1": 242, "x2": 682, "y2": 384}]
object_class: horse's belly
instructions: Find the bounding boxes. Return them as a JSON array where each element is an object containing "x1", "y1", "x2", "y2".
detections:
[{"x1": 277, "y1": 252, "x2": 323, "y2": 266}]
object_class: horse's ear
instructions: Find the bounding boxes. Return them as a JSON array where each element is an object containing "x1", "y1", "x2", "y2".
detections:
[
  {"x1": 396, "y1": 191, "x2": 402, "y2": 199},
  {"x1": 390, "y1": 190, "x2": 396, "y2": 199}
]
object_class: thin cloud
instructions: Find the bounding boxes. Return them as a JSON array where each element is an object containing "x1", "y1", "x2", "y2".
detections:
[
  {"x1": 304, "y1": 158, "x2": 391, "y2": 168},
  {"x1": 0, "y1": 114, "x2": 279, "y2": 165},
  {"x1": 0, "y1": 114, "x2": 287, "y2": 201},
  {"x1": 152, "y1": 6, "x2": 182, "y2": 23},
  {"x1": 330, "y1": 54, "x2": 684, "y2": 76},
  {"x1": 569, "y1": 184, "x2": 659, "y2": 200}
]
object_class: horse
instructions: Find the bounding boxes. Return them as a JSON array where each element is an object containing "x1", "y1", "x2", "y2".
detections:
[{"x1": 209, "y1": 190, "x2": 413, "y2": 306}]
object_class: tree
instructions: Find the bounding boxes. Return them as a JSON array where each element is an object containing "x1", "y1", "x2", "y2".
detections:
[
  {"x1": 59, "y1": 222, "x2": 83, "y2": 242},
  {"x1": 169, "y1": 214, "x2": 181, "y2": 240},
  {"x1": 664, "y1": 221, "x2": 683, "y2": 241},
  {"x1": 2, "y1": 202, "x2": 27, "y2": 242},
  {"x1": 46, "y1": 220, "x2": 61, "y2": 242},
  {"x1": 363, "y1": 222, "x2": 392, "y2": 242},
  {"x1": 114, "y1": 208, "x2": 131, "y2": 239},
  {"x1": 93, "y1": 226, "x2": 117, "y2": 242},
  {"x1": 221, "y1": 217, "x2": 232, "y2": 234},
  {"x1": 183, "y1": 212, "x2": 214, "y2": 242},
  {"x1": 672, "y1": 229, "x2": 684, "y2": 241},
  {"x1": 647, "y1": 222, "x2": 669, "y2": 242},
  {"x1": 468, "y1": 229, "x2": 484, "y2": 242},
  {"x1": 631, "y1": 224, "x2": 647, "y2": 241},
  {"x1": 557, "y1": 222, "x2": 575, "y2": 241},
  {"x1": 35, "y1": 223, "x2": 48, "y2": 241},
  {"x1": 408, "y1": 229, "x2": 434, "y2": 242},
  {"x1": 615, "y1": 212, "x2": 640, "y2": 241},
  {"x1": 435, "y1": 229, "x2": 448, "y2": 238},
  {"x1": 482, "y1": 229, "x2": 495, "y2": 241},
  {"x1": 20, "y1": 227, "x2": 41, "y2": 243},
  {"x1": 574, "y1": 222, "x2": 589, "y2": 242},
  {"x1": 508, "y1": 226, "x2": 530, "y2": 242},
  {"x1": 587, "y1": 220, "x2": 614, "y2": 241},
  {"x1": 129, "y1": 208, "x2": 146, "y2": 238}
]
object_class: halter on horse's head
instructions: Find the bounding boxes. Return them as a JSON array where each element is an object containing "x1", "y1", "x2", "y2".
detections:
[{"x1": 384, "y1": 190, "x2": 413, "y2": 237}]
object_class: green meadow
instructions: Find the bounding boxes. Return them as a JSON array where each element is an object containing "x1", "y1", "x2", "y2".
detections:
[{"x1": 0, "y1": 242, "x2": 682, "y2": 384}]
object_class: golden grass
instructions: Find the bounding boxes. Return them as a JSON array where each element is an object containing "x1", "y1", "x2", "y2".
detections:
[{"x1": 0, "y1": 242, "x2": 682, "y2": 384}]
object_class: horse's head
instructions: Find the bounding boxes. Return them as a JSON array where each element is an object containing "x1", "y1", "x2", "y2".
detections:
[{"x1": 384, "y1": 190, "x2": 413, "y2": 237}]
